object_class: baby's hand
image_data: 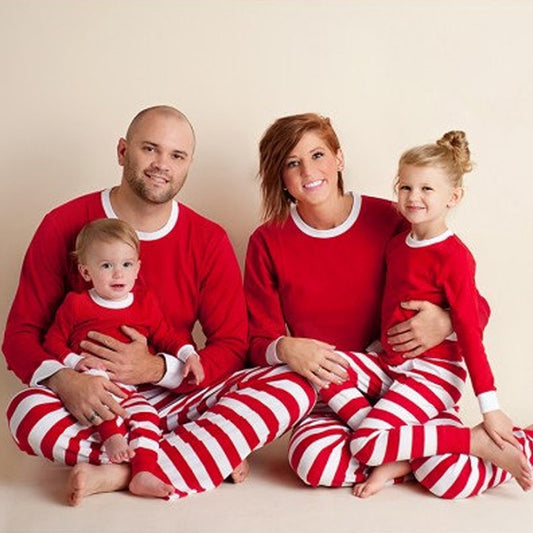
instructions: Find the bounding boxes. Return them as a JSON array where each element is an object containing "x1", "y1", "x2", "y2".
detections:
[
  {"x1": 75, "y1": 355, "x2": 106, "y2": 372},
  {"x1": 483, "y1": 409, "x2": 520, "y2": 450},
  {"x1": 183, "y1": 353, "x2": 205, "y2": 386}
]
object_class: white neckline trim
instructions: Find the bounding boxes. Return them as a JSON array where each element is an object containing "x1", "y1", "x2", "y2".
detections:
[
  {"x1": 100, "y1": 189, "x2": 179, "y2": 241},
  {"x1": 290, "y1": 193, "x2": 361, "y2": 239},
  {"x1": 406, "y1": 229, "x2": 454, "y2": 248},
  {"x1": 89, "y1": 288, "x2": 134, "y2": 309}
]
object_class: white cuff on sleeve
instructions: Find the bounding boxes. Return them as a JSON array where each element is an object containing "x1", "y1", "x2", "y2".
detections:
[
  {"x1": 63, "y1": 353, "x2": 85, "y2": 369},
  {"x1": 266, "y1": 337, "x2": 284, "y2": 365},
  {"x1": 477, "y1": 390, "x2": 500, "y2": 414},
  {"x1": 365, "y1": 339, "x2": 384, "y2": 354},
  {"x1": 445, "y1": 332, "x2": 458, "y2": 342},
  {"x1": 30, "y1": 360, "x2": 69, "y2": 387},
  {"x1": 177, "y1": 344, "x2": 196, "y2": 363},
  {"x1": 155, "y1": 352, "x2": 185, "y2": 390}
]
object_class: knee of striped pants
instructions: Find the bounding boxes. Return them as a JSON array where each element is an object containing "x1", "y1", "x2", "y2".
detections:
[
  {"x1": 350, "y1": 426, "x2": 385, "y2": 466},
  {"x1": 288, "y1": 414, "x2": 366, "y2": 488},
  {"x1": 7, "y1": 387, "x2": 67, "y2": 458}
]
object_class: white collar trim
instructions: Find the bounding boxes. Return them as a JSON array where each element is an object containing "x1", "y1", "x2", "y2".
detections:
[
  {"x1": 100, "y1": 189, "x2": 178, "y2": 241},
  {"x1": 290, "y1": 193, "x2": 361, "y2": 239},
  {"x1": 406, "y1": 229, "x2": 454, "y2": 248},
  {"x1": 89, "y1": 288, "x2": 134, "y2": 309}
]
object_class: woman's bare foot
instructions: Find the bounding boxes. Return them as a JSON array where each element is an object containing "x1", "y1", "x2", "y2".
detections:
[
  {"x1": 66, "y1": 463, "x2": 130, "y2": 506},
  {"x1": 353, "y1": 460, "x2": 411, "y2": 498},
  {"x1": 230, "y1": 459, "x2": 250, "y2": 484},
  {"x1": 129, "y1": 471, "x2": 175, "y2": 499},
  {"x1": 471, "y1": 424, "x2": 532, "y2": 491},
  {"x1": 103, "y1": 434, "x2": 135, "y2": 463}
]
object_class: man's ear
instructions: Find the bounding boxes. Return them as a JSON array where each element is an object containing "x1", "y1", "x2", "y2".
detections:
[{"x1": 117, "y1": 137, "x2": 127, "y2": 167}]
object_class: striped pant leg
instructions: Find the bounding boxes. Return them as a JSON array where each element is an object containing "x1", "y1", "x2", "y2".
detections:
[
  {"x1": 120, "y1": 392, "x2": 162, "y2": 479},
  {"x1": 318, "y1": 351, "x2": 392, "y2": 430},
  {"x1": 351, "y1": 357, "x2": 469, "y2": 466},
  {"x1": 287, "y1": 409, "x2": 368, "y2": 487},
  {"x1": 7, "y1": 387, "x2": 110, "y2": 466},
  {"x1": 153, "y1": 365, "x2": 317, "y2": 498},
  {"x1": 411, "y1": 411, "x2": 533, "y2": 499}
]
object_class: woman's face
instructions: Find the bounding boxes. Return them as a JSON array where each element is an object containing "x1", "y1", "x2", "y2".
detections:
[{"x1": 281, "y1": 131, "x2": 344, "y2": 208}]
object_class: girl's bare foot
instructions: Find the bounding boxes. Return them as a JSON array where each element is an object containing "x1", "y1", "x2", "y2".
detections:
[
  {"x1": 353, "y1": 460, "x2": 411, "y2": 498},
  {"x1": 471, "y1": 424, "x2": 532, "y2": 491},
  {"x1": 66, "y1": 463, "x2": 130, "y2": 506},
  {"x1": 129, "y1": 471, "x2": 175, "y2": 499},
  {"x1": 103, "y1": 434, "x2": 135, "y2": 463}
]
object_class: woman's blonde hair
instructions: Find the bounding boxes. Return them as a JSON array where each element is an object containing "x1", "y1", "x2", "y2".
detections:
[
  {"x1": 397, "y1": 130, "x2": 473, "y2": 188},
  {"x1": 258, "y1": 113, "x2": 344, "y2": 223},
  {"x1": 73, "y1": 218, "x2": 140, "y2": 264}
]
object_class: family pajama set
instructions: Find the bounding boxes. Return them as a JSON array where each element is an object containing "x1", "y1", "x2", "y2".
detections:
[{"x1": 4, "y1": 189, "x2": 316, "y2": 499}]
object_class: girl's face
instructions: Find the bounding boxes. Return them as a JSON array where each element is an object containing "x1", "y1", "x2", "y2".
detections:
[
  {"x1": 397, "y1": 164, "x2": 463, "y2": 240},
  {"x1": 281, "y1": 131, "x2": 344, "y2": 210},
  {"x1": 78, "y1": 239, "x2": 140, "y2": 301}
]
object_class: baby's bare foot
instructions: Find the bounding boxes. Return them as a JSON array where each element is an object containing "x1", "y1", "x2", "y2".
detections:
[
  {"x1": 103, "y1": 434, "x2": 135, "y2": 463},
  {"x1": 129, "y1": 471, "x2": 175, "y2": 499}
]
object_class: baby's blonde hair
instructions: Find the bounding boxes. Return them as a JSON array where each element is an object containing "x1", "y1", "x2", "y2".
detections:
[
  {"x1": 74, "y1": 218, "x2": 140, "y2": 264},
  {"x1": 397, "y1": 130, "x2": 473, "y2": 188}
]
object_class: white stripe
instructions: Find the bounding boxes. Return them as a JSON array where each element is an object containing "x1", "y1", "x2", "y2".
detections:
[
  {"x1": 157, "y1": 441, "x2": 195, "y2": 494},
  {"x1": 164, "y1": 433, "x2": 215, "y2": 491},
  {"x1": 423, "y1": 424, "x2": 438, "y2": 457},
  {"x1": 292, "y1": 434, "x2": 341, "y2": 481},
  {"x1": 397, "y1": 425, "x2": 414, "y2": 460},
  {"x1": 429, "y1": 454, "x2": 468, "y2": 496},
  {"x1": 270, "y1": 378, "x2": 313, "y2": 420},
  {"x1": 9, "y1": 393, "x2": 58, "y2": 437}
]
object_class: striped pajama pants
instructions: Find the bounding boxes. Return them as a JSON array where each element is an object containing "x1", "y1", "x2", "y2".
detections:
[
  {"x1": 7, "y1": 365, "x2": 316, "y2": 499},
  {"x1": 289, "y1": 350, "x2": 533, "y2": 498}
]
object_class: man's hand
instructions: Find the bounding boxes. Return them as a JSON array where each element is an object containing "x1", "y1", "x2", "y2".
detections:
[
  {"x1": 386, "y1": 300, "x2": 453, "y2": 359},
  {"x1": 183, "y1": 354, "x2": 205, "y2": 386},
  {"x1": 79, "y1": 326, "x2": 165, "y2": 385},
  {"x1": 45, "y1": 368, "x2": 127, "y2": 425}
]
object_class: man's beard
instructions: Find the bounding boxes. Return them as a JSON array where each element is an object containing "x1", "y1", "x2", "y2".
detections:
[{"x1": 123, "y1": 162, "x2": 184, "y2": 204}]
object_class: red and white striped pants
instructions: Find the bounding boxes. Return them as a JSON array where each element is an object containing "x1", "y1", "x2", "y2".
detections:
[
  {"x1": 7, "y1": 365, "x2": 316, "y2": 499},
  {"x1": 290, "y1": 350, "x2": 533, "y2": 498}
]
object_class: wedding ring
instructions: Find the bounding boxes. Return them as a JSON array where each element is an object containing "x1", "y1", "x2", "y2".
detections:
[{"x1": 88, "y1": 412, "x2": 99, "y2": 423}]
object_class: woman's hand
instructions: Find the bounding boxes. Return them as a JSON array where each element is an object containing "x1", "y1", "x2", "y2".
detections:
[
  {"x1": 277, "y1": 337, "x2": 349, "y2": 389},
  {"x1": 386, "y1": 300, "x2": 453, "y2": 359},
  {"x1": 79, "y1": 326, "x2": 165, "y2": 385}
]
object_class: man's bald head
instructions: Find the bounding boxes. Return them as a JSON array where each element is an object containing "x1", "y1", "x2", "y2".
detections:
[{"x1": 126, "y1": 105, "x2": 196, "y2": 152}]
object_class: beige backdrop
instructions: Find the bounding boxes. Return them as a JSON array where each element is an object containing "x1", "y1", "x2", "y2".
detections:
[{"x1": 1, "y1": 0, "x2": 532, "y2": 426}]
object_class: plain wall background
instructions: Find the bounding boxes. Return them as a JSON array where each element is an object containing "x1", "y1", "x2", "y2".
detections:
[{"x1": 1, "y1": 0, "x2": 532, "y2": 427}]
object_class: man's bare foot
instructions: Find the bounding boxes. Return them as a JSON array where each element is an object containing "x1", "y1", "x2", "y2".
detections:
[
  {"x1": 103, "y1": 434, "x2": 135, "y2": 463},
  {"x1": 129, "y1": 471, "x2": 175, "y2": 499},
  {"x1": 471, "y1": 424, "x2": 532, "y2": 491},
  {"x1": 67, "y1": 463, "x2": 130, "y2": 506},
  {"x1": 353, "y1": 460, "x2": 411, "y2": 498}
]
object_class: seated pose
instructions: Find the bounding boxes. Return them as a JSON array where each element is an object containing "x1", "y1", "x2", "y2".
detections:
[
  {"x1": 318, "y1": 131, "x2": 533, "y2": 497},
  {"x1": 4, "y1": 105, "x2": 316, "y2": 505},
  {"x1": 44, "y1": 218, "x2": 204, "y2": 499},
  {"x1": 245, "y1": 113, "x2": 533, "y2": 499}
]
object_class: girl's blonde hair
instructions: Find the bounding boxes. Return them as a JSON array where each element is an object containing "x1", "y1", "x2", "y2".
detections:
[
  {"x1": 258, "y1": 113, "x2": 344, "y2": 223},
  {"x1": 398, "y1": 130, "x2": 473, "y2": 188},
  {"x1": 73, "y1": 218, "x2": 140, "y2": 264}
]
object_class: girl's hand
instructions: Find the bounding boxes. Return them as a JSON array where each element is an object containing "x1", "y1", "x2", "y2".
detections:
[
  {"x1": 386, "y1": 300, "x2": 452, "y2": 358},
  {"x1": 277, "y1": 336, "x2": 349, "y2": 389},
  {"x1": 483, "y1": 409, "x2": 521, "y2": 450}
]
